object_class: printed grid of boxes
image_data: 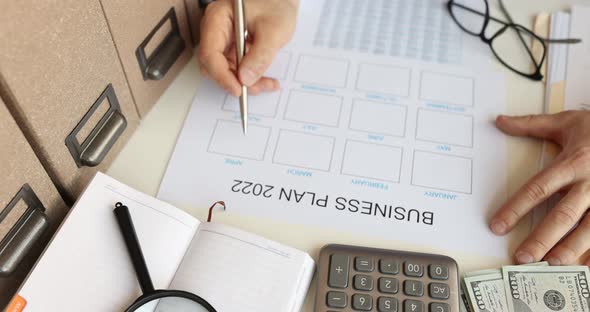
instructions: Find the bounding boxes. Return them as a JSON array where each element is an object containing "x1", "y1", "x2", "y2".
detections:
[{"x1": 212, "y1": 54, "x2": 476, "y2": 194}]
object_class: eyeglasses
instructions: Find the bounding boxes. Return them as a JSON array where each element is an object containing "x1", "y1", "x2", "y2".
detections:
[
  {"x1": 114, "y1": 202, "x2": 217, "y2": 312},
  {"x1": 447, "y1": 0, "x2": 580, "y2": 81}
]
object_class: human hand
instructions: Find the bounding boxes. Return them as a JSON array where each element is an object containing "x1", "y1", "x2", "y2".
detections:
[
  {"x1": 198, "y1": 0, "x2": 299, "y2": 96},
  {"x1": 490, "y1": 111, "x2": 590, "y2": 265}
]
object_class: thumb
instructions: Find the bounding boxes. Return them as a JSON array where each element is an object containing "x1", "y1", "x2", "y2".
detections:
[
  {"x1": 238, "y1": 27, "x2": 285, "y2": 86},
  {"x1": 495, "y1": 113, "x2": 565, "y2": 141}
]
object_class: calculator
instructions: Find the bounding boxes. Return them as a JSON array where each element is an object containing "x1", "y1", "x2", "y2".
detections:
[{"x1": 314, "y1": 244, "x2": 460, "y2": 312}]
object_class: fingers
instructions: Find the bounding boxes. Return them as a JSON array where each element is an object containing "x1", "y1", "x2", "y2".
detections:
[
  {"x1": 198, "y1": 2, "x2": 242, "y2": 96},
  {"x1": 495, "y1": 113, "x2": 569, "y2": 142},
  {"x1": 249, "y1": 77, "x2": 280, "y2": 95},
  {"x1": 200, "y1": 52, "x2": 242, "y2": 96},
  {"x1": 547, "y1": 209, "x2": 590, "y2": 265},
  {"x1": 490, "y1": 158, "x2": 575, "y2": 235},
  {"x1": 238, "y1": 24, "x2": 288, "y2": 87},
  {"x1": 200, "y1": 0, "x2": 294, "y2": 93},
  {"x1": 203, "y1": 33, "x2": 278, "y2": 95},
  {"x1": 515, "y1": 183, "x2": 590, "y2": 264},
  {"x1": 232, "y1": 40, "x2": 280, "y2": 94}
]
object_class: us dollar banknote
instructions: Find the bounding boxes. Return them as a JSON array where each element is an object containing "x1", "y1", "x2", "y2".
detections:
[
  {"x1": 460, "y1": 287, "x2": 473, "y2": 312},
  {"x1": 464, "y1": 270, "x2": 510, "y2": 312},
  {"x1": 463, "y1": 263, "x2": 548, "y2": 312},
  {"x1": 502, "y1": 265, "x2": 590, "y2": 312}
]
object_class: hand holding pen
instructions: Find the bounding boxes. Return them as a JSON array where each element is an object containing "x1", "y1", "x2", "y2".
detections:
[{"x1": 198, "y1": 0, "x2": 299, "y2": 98}]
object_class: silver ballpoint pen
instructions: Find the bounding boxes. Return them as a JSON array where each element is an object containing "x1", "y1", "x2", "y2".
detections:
[{"x1": 234, "y1": 0, "x2": 248, "y2": 135}]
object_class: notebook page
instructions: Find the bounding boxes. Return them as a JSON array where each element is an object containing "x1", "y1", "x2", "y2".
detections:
[
  {"x1": 18, "y1": 173, "x2": 199, "y2": 311},
  {"x1": 169, "y1": 222, "x2": 315, "y2": 312}
]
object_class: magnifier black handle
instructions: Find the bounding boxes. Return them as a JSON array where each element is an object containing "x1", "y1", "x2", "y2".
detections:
[{"x1": 114, "y1": 202, "x2": 155, "y2": 295}]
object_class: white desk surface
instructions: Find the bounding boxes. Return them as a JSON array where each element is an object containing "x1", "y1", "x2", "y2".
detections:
[{"x1": 108, "y1": 1, "x2": 586, "y2": 310}]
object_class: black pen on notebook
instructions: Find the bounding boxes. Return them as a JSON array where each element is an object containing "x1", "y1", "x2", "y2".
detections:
[{"x1": 234, "y1": 0, "x2": 248, "y2": 135}]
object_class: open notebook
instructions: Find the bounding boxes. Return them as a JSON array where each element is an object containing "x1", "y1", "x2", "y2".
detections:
[{"x1": 13, "y1": 173, "x2": 314, "y2": 311}]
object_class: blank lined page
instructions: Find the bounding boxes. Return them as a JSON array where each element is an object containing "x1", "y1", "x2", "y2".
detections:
[
  {"x1": 169, "y1": 223, "x2": 315, "y2": 312},
  {"x1": 18, "y1": 173, "x2": 199, "y2": 311}
]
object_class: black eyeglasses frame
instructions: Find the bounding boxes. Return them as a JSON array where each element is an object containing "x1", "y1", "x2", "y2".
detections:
[{"x1": 447, "y1": 0, "x2": 547, "y2": 81}]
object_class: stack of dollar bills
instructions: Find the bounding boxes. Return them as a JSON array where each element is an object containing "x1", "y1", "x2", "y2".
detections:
[{"x1": 460, "y1": 262, "x2": 590, "y2": 312}]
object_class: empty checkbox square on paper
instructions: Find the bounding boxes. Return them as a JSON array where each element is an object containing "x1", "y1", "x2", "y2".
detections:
[
  {"x1": 208, "y1": 120, "x2": 271, "y2": 160},
  {"x1": 411, "y1": 151, "x2": 472, "y2": 194},
  {"x1": 264, "y1": 51, "x2": 291, "y2": 80},
  {"x1": 284, "y1": 90, "x2": 342, "y2": 127},
  {"x1": 349, "y1": 99, "x2": 407, "y2": 137},
  {"x1": 273, "y1": 130, "x2": 335, "y2": 171},
  {"x1": 415, "y1": 109, "x2": 473, "y2": 147},
  {"x1": 294, "y1": 55, "x2": 349, "y2": 87},
  {"x1": 223, "y1": 90, "x2": 281, "y2": 118},
  {"x1": 420, "y1": 72, "x2": 474, "y2": 107},
  {"x1": 341, "y1": 141, "x2": 403, "y2": 182},
  {"x1": 356, "y1": 64, "x2": 411, "y2": 96}
]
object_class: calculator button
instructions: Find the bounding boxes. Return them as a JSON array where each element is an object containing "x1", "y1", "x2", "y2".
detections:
[
  {"x1": 378, "y1": 277, "x2": 399, "y2": 294},
  {"x1": 404, "y1": 280, "x2": 424, "y2": 297},
  {"x1": 404, "y1": 299, "x2": 424, "y2": 312},
  {"x1": 352, "y1": 294, "x2": 373, "y2": 311},
  {"x1": 429, "y1": 264, "x2": 449, "y2": 280},
  {"x1": 326, "y1": 291, "x2": 347, "y2": 308},
  {"x1": 429, "y1": 283, "x2": 450, "y2": 300},
  {"x1": 354, "y1": 274, "x2": 374, "y2": 291},
  {"x1": 404, "y1": 261, "x2": 423, "y2": 277},
  {"x1": 429, "y1": 302, "x2": 450, "y2": 312},
  {"x1": 355, "y1": 256, "x2": 374, "y2": 272},
  {"x1": 380, "y1": 258, "x2": 399, "y2": 275},
  {"x1": 378, "y1": 296, "x2": 398, "y2": 312},
  {"x1": 329, "y1": 254, "x2": 350, "y2": 288}
]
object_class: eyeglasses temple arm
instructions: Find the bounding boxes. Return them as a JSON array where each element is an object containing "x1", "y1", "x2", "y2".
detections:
[
  {"x1": 502, "y1": 0, "x2": 582, "y2": 66},
  {"x1": 451, "y1": 2, "x2": 582, "y2": 44},
  {"x1": 114, "y1": 202, "x2": 155, "y2": 295},
  {"x1": 498, "y1": 0, "x2": 582, "y2": 44},
  {"x1": 451, "y1": 2, "x2": 510, "y2": 25},
  {"x1": 544, "y1": 38, "x2": 582, "y2": 44}
]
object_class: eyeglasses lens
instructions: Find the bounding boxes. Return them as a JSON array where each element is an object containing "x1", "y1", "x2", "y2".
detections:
[
  {"x1": 449, "y1": 0, "x2": 487, "y2": 36},
  {"x1": 491, "y1": 26, "x2": 544, "y2": 77}
]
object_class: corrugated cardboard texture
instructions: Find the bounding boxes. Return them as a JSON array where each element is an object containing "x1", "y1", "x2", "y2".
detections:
[
  {"x1": 185, "y1": 0, "x2": 202, "y2": 46},
  {"x1": 0, "y1": 99, "x2": 68, "y2": 308},
  {"x1": 0, "y1": 1, "x2": 140, "y2": 201},
  {"x1": 100, "y1": 0, "x2": 193, "y2": 117}
]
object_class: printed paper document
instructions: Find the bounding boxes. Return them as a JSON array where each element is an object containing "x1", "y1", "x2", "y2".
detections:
[{"x1": 159, "y1": 0, "x2": 509, "y2": 257}]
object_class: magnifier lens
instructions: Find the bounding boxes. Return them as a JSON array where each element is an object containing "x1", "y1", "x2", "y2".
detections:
[{"x1": 132, "y1": 296, "x2": 212, "y2": 312}]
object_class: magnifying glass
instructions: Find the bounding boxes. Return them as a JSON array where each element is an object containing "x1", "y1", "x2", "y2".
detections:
[{"x1": 114, "y1": 202, "x2": 217, "y2": 312}]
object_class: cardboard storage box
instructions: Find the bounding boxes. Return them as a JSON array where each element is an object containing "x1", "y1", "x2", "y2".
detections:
[
  {"x1": 101, "y1": 0, "x2": 194, "y2": 117},
  {"x1": 0, "y1": 0, "x2": 140, "y2": 202},
  {"x1": 0, "y1": 98, "x2": 68, "y2": 308}
]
